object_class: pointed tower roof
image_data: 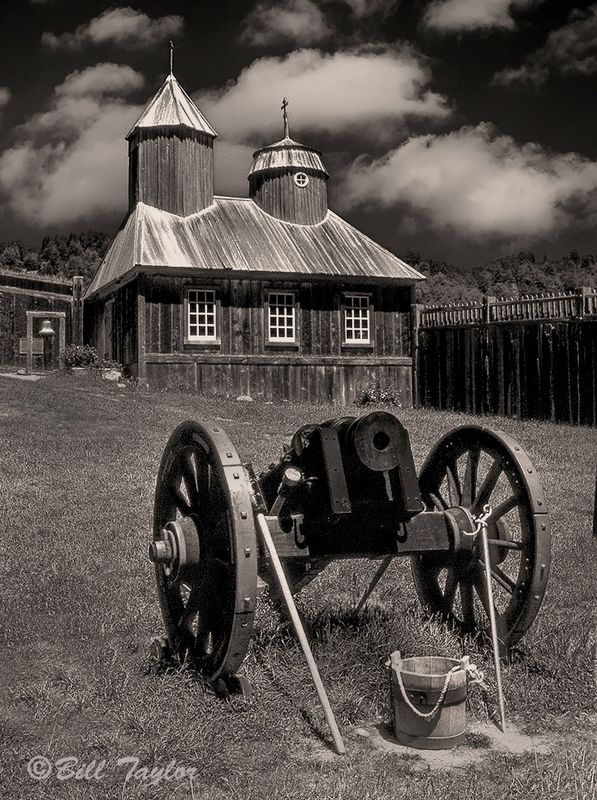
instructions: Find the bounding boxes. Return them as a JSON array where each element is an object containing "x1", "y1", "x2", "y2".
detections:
[{"x1": 126, "y1": 73, "x2": 217, "y2": 140}]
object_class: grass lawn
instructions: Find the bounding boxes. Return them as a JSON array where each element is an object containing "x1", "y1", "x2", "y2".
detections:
[{"x1": 0, "y1": 372, "x2": 596, "y2": 800}]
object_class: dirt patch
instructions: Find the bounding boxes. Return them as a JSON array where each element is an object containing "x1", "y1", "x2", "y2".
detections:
[
  {"x1": 0, "y1": 372, "x2": 44, "y2": 381},
  {"x1": 357, "y1": 719, "x2": 553, "y2": 769}
]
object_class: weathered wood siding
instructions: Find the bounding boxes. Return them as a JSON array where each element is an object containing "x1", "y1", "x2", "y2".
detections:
[
  {"x1": 128, "y1": 128, "x2": 214, "y2": 215},
  {"x1": 0, "y1": 272, "x2": 82, "y2": 367},
  {"x1": 250, "y1": 171, "x2": 328, "y2": 224},
  {"x1": 141, "y1": 276, "x2": 413, "y2": 404},
  {"x1": 84, "y1": 280, "x2": 138, "y2": 374}
]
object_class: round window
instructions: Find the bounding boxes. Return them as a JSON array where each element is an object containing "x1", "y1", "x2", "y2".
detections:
[{"x1": 294, "y1": 172, "x2": 309, "y2": 188}]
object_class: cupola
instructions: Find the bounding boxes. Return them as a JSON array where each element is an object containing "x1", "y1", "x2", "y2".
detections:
[
  {"x1": 248, "y1": 99, "x2": 329, "y2": 225},
  {"x1": 126, "y1": 53, "x2": 217, "y2": 216}
]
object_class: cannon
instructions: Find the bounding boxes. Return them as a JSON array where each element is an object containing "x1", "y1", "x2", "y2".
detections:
[{"x1": 149, "y1": 411, "x2": 551, "y2": 699}]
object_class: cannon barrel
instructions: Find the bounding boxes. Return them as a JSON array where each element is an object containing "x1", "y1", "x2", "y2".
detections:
[
  {"x1": 258, "y1": 410, "x2": 422, "y2": 523},
  {"x1": 323, "y1": 411, "x2": 408, "y2": 472}
]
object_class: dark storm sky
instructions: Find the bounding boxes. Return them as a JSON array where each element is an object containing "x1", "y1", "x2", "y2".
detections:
[{"x1": 1, "y1": 0, "x2": 597, "y2": 266}]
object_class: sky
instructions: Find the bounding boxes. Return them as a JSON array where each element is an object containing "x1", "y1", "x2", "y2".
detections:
[{"x1": 1, "y1": 0, "x2": 597, "y2": 266}]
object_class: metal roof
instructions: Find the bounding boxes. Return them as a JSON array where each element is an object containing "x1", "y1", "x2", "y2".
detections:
[
  {"x1": 249, "y1": 138, "x2": 328, "y2": 178},
  {"x1": 85, "y1": 198, "x2": 424, "y2": 299},
  {"x1": 126, "y1": 74, "x2": 217, "y2": 140}
]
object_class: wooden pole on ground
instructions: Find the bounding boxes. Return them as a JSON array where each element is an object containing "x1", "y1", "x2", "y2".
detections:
[
  {"x1": 480, "y1": 523, "x2": 507, "y2": 732},
  {"x1": 255, "y1": 512, "x2": 347, "y2": 755},
  {"x1": 355, "y1": 556, "x2": 393, "y2": 614}
]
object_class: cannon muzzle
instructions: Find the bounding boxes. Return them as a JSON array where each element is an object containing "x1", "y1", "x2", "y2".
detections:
[{"x1": 349, "y1": 411, "x2": 406, "y2": 472}]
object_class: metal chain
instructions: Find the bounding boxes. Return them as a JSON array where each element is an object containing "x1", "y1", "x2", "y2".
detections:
[{"x1": 463, "y1": 503, "x2": 493, "y2": 538}]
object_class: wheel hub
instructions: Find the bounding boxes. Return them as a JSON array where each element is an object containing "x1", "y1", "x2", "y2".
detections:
[{"x1": 149, "y1": 516, "x2": 201, "y2": 583}]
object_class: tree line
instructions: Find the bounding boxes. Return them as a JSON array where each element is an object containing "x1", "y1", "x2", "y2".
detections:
[
  {"x1": 0, "y1": 232, "x2": 594, "y2": 303},
  {"x1": 401, "y1": 250, "x2": 596, "y2": 305},
  {"x1": 0, "y1": 232, "x2": 112, "y2": 286}
]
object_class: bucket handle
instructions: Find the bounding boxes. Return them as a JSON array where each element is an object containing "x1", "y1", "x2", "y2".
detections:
[{"x1": 390, "y1": 651, "x2": 463, "y2": 720}]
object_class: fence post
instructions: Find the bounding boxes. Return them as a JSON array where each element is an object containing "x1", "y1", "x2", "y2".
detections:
[
  {"x1": 411, "y1": 303, "x2": 421, "y2": 408},
  {"x1": 72, "y1": 275, "x2": 84, "y2": 345},
  {"x1": 482, "y1": 296, "x2": 495, "y2": 413},
  {"x1": 483, "y1": 295, "x2": 495, "y2": 324},
  {"x1": 580, "y1": 286, "x2": 591, "y2": 319}
]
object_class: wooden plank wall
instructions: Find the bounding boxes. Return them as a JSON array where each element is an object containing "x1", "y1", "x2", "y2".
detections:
[
  {"x1": 251, "y1": 172, "x2": 328, "y2": 225},
  {"x1": 130, "y1": 129, "x2": 213, "y2": 215},
  {"x1": 145, "y1": 359, "x2": 412, "y2": 406},
  {"x1": 417, "y1": 319, "x2": 597, "y2": 425},
  {"x1": 0, "y1": 273, "x2": 82, "y2": 367},
  {"x1": 84, "y1": 280, "x2": 138, "y2": 373},
  {"x1": 142, "y1": 276, "x2": 413, "y2": 404},
  {"x1": 143, "y1": 277, "x2": 410, "y2": 357}
]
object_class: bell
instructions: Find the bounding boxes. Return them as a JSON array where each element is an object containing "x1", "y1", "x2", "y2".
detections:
[{"x1": 39, "y1": 319, "x2": 55, "y2": 337}]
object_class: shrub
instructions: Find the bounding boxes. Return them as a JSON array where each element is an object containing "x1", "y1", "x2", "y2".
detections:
[
  {"x1": 354, "y1": 379, "x2": 402, "y2": 407},
  {"x1": 63, "y1": 344, "x2": 99, "y2": 370}
]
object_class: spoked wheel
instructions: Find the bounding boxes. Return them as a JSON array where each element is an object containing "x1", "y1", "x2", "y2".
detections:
[
  {"x1": 411, "y1": 426, "x2": 551, "y2": 650},
  {"x1": 150, "y1": 421, "x2": 258, "y2": 682}
]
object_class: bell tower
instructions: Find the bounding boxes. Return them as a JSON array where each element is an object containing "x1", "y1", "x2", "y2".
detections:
[{"x1": 126, "y1": 49, "x2": 217, "y2": 216}]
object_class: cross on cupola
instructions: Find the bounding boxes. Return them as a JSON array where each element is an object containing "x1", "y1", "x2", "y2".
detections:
[{"x1": 281, "y1": 97, "x2": 290, "y2": 139}]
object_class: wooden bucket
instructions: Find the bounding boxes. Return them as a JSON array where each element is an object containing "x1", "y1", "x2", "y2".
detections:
[{"x1": 389, "y1": 651, "x2": 468, "y2": 750}]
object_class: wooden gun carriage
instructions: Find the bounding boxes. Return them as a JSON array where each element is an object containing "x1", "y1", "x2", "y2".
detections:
[{"x1": 149, "y1": 410, "x2": 551, "y2": 699}]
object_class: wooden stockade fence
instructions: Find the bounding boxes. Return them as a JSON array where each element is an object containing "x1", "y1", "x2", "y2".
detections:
[{"x1": 413, "y1": 287, "x2": 597, "y2": 426}]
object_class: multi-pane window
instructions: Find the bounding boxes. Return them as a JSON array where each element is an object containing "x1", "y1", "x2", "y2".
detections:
[
  {"x1": 187, "y1": 289, "x2": 217, "y2": 341},
  {"x1": 344, "y1": 294, "x2": 370, "y2": 343},
  {"x1": 268, "y1": 292, "x2": 296, "y2": 342}
]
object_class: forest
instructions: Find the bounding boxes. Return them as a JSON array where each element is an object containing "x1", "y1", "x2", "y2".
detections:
[{"x1": 0, "y1": 233, "x2": 595, "y2": 305}]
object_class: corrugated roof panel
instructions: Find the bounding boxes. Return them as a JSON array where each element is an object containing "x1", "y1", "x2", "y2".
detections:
[
  {"x1": 85, "y1": 211, "x2": 140, "y2": 298},
  {"x1": 85, "y1": 197, "x2": 424, "y2": 299},
  {"x1": 126, "y1": 74, "x2": 217, "y2": 139}
]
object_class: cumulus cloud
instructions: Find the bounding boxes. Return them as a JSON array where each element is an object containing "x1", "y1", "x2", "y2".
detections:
[
  {"x1": 0, "y1": 64, "x2": 143, "y2": 225},
  {"x1": 0, "y1": 87, "x2": 11, "y2": 111},
  {"x1": 42, "y1": 6, "x2": 183, "y2": 50},
  {"x1": 340, "y1": 0, "x2": 399, "y2": 18},
  {"x1": 196, "y1": 47, "x2": 449, "y2": 144},
  {"x1": 214, "y1": 141, "x2": 256, "y2": 196},
  {"x1": 425, "y1": 0, "x2": 535, "y2": 32},
  {"x1": 495, "y1": 5, "x2": 597, "y2": 85},
  {"x1": 241, "y1": 0, "x2": 332, "y2": 46},
  {"x1": 56, "y1": 63, "x2": 144, "y2": 98},
  {"x1": 239, "y1": 0, "x2": 399, "y2": 47},
  {"x1": 340, "y1": 123, "x2": 597, "y2": 239}
]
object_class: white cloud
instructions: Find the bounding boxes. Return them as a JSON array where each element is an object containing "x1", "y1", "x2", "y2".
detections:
[
  {"x1": 340, "y1": 123, "x2": 597, "y2": 239},
  {"x1": 56, "y1": 63, "x2": 144, "y2": 98},
  {"x1": 339, "y1": 0, "x2": 399, "y2": 18},
  {"x1": 241, "y1": 0, "x2": 332, "y2": 46},
  {"x1": 214, "y1": 141, "x2": 255, "y2": 197},
  {"x1": 195, "y1": 47, "x2": 449, "y2": 144},
  {"x1": 42, "y1": 6, "x2": 183, "y2": 50},
  {"x1": 495, "y1": 5, "x2": 597, "y2": 85},
  {"x1": 0, "y1": 87, "x2": 11, "y2": 112},
  {"x1": 425, "y1": 0, "x2": 534, "y2": 32},
  {"x1": 0, "y1": 64, "x2": 143, "y2": 225}
]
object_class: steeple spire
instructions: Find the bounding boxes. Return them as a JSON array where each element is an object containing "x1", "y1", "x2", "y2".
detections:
[
  {"x1": 169, "y1": 40, "x2": 174, "y2": 76},
  {"x1": 281, "y1": 97, "x2": 290, "y2": 139}
]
